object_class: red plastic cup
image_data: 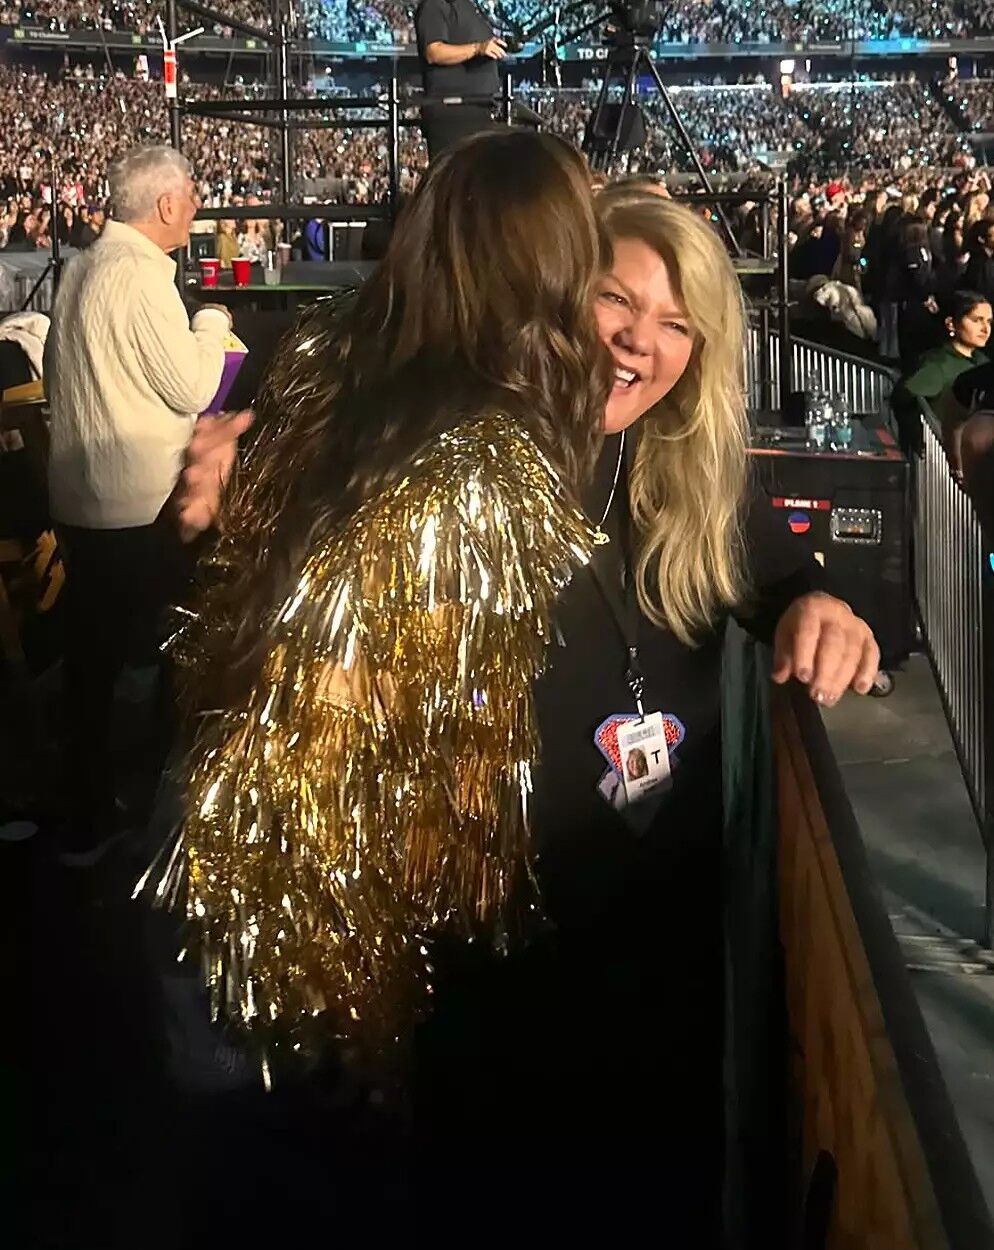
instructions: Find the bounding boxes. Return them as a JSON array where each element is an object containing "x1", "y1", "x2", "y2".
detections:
[
  {"x1": 199, "y1": 257, "x2": 219, "y2": 289},
  {"x1": 231, "y1": 257, "x2": 251, "y2": 288}
]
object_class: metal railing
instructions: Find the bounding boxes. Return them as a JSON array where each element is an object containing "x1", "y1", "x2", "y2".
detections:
[
  {"x1": 915, "y1": 400, "x2": 994, "y2": 946},
  {"x1": 0, "y1": 263, "x2": 58, "y2": 314},
  {"x1": 742, "y1": 339, "x2": 992, "y2": 941},
  {"x1": 746, "y1": 328, "x2": 895, "y2": 416}
]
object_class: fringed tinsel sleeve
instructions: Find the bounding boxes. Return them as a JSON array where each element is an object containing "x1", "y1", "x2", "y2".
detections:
[{"x1": 150, "y1": 411, "x2": 596, "y2": 1051}]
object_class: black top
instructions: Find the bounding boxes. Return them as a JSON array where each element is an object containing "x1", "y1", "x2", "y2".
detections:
[
  {"x1": 414, "y1": 0, "x2": 498, "y2": 99},
  {"x1": 951, "y1": 358, "x2": 994, "y2": 413},
  {"x1": 899, "y1": 244, "x2": 937, "y2": 302},
  {"x1": 961, "y1": 249, "x2": 994, "y2": 307},
  {"x1": 530, "y1": 433, "x2": 823, "y2": 931}
]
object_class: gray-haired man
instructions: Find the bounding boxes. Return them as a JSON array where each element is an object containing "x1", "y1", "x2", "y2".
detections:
[{"x1": 45, "y1": 145, "x2": 230, "y2": 864}]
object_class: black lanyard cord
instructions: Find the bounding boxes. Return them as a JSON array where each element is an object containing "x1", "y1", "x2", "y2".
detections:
[{"x1": 586, "y1": 436, "x2": 645, "y2": 717}]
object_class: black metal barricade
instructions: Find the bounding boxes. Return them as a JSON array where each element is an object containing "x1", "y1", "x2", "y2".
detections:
[{"x1": 722, "y1": 624, "x2": 994, "y2": 1248}]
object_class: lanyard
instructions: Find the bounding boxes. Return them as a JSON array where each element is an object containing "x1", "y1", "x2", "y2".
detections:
[{"x1": 587, "y1": 438, "x2": 646, "y2": 718}]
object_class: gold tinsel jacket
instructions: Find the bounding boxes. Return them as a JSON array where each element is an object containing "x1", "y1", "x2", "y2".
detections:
[{"x1": 153, "y1": 308, "x2": 598, "y2": 1045}]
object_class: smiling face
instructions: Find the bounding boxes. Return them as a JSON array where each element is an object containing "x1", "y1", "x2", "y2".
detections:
[{"x1": 594, "y1": 237, "x2": 695, "y2": 434}]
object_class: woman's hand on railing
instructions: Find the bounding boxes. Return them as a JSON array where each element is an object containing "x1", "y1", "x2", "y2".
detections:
[{"x1": 771, "y1": 592, "x2": 880, "y2": 707}]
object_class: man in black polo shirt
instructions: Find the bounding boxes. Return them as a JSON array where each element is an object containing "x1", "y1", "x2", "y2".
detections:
[{"x1": 415, "y1": 0, "x2": 506, "y2": 160}]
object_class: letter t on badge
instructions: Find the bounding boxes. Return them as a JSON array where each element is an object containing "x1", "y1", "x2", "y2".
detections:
[{"x1": 616, "y1": 711, "x2": 671, "y2": 804}]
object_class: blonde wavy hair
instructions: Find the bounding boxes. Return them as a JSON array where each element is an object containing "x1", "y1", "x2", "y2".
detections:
[{"x1": 596, "y1": 187, "x2": 750, "y2": 645}]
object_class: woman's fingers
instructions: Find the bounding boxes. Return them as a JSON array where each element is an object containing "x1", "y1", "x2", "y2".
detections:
[{"x1": 772, "y1": 592, "x2": 880, "y2": 704}]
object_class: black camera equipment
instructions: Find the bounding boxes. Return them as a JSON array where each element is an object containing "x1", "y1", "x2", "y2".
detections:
[
  {"x1": 21, "y1": 113, "x2": 67, "y2": 311},
  {"x1": 581, "y1": 0, "x2": 739, "y2": 251}
]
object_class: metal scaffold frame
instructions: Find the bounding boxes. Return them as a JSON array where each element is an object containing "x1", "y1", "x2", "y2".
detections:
[{"x1": 164, "y1": 0, "x2": 404, "y2": 281}]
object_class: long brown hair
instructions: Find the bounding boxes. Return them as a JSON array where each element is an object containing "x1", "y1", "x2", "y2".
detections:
[{"x1": 210, "y1": 129, "x2": 612, "y2": 697}]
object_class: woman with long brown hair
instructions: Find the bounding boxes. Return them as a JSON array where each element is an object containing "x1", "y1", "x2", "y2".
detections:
[{"x1": 154, "y1": 128, "x2": 612, "y2": 1049}]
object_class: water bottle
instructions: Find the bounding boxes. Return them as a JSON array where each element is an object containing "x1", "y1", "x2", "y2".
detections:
[
  {"x1": 830, "y1": 397, "x2": 853, "y2": 450},
  {"x1": 805, "y1": 392, "x2": 827, "y2": 450}
]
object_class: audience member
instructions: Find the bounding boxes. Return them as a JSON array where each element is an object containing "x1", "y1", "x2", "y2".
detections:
[
  {"x1": 893, "y1": 218, "x2": 942, "y2": 368},
  {"x1": 832, "y1": 212, "x2": 868, "y2": 291},
  {"x1": 902, "y1": 289, "x2": 992, "y2": 399},
  {"x1": 962, "y1": 217, "x2": 994, "y2": 304},
  {"x1": 44, "y1": 145, "x2": 231, "y2": 864},
  {"x1": 76, "y1": 205, "x2": 105, "y2": 248},
  {"x1": 215, "y1": 218, "x2": 240, "y2": 268}
]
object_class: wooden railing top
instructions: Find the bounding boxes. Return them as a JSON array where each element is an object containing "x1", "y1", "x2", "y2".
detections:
[{"x1": 777, "y1": 685, "x2": 993, "y2": 1249}]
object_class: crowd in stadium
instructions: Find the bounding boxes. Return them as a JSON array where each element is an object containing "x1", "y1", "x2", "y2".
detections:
[
  {"x1": 0, "y1": 67, "x2": 428, "y2": 209},
  {"x1": 940, "y1": 74, "x2": 994, "y2": 130},
  {"x1": 787, "y1": 81, "x2": 970, "y2": 173},
  {"x1": 2, "y1": 56, "x2": 991, "y2": 379},
  {"x1": 0, "y1": 64, "x2": 984, "y2": 226},
  {"x1": 4, "y1": 0, "x2": 994, "y2": 41},
  {"x1": 528, "y1": 78, "x2": 974, "y2": 178}
]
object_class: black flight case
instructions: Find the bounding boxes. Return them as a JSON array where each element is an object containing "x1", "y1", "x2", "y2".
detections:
[{"x1": 749, "y1": 418, "x2": 913, "y2": 675}]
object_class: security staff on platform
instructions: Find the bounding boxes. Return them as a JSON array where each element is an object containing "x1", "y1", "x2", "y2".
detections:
[{"x1": 415, "y1": 0, "x2": 506, "y2": 160}]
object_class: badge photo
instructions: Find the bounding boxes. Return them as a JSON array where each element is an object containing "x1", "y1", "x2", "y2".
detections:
[{"x1": 616, "y1": 711, "x2": 672, "y2": 804}]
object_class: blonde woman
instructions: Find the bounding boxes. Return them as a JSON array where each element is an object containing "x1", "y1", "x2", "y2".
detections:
[
  {"x1": 214, "y1": 217, "x2": 240, "y2": 269},
  {"x1": 237, "y1": 215, "x2": 273, "y2": 265}
]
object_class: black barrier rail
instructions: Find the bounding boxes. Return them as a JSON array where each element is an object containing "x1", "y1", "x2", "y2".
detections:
[
  {"x1": 915, "y1": 399, "x2": 994, "y2": 947},
  {"x1": 720, "y1": 623, "x2": 781, "y2": 1246},
  {"x1": 184, "y1": 95, "x2": 388, "y2": 114},
  {"x1": 721, "y1": 626, "x2": 994, "y2": 1247},
  {"x1": 191, "y1": 204, "x2": 388, "y2": 222},
  {"x1": 778, "y1": 681, "x2": 994, "y2": 1249}
]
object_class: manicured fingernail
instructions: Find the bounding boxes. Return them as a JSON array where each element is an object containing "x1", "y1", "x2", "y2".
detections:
[
  {"x1": 812, "y1": 690, "x2": 827, "y2": 705},
  {"x1": 797, "y1": 669, "x2": 812, "y2": 683},
  {"x1": 855, "y1": 681, "x2": 871, "y2": 695}
]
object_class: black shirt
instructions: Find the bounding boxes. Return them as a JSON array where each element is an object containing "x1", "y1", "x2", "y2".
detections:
[
  {"x1": 414, "y1": 0, "x2": 498, "y2": 99},
  {"x1": 962, "y1": 248, "x2": 994, "y2": 306},
  {"x1": 951, "y1": 359, "x2": 994, "y2": 414},
  {"x1": 530, "y1": 433, "x2": 823, "y2": 932}
]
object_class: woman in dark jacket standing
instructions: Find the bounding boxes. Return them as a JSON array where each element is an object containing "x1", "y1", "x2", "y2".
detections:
[
  {"x1": 873, "y1": 202, "x2": 909, "y2": 359},
  {"x1": 895, "y1": 218, "x2": 941, "y2": 371}
]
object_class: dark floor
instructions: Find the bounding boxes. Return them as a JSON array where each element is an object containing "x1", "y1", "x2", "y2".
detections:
[
  {"x1": 1, "y1": 664, "x2": 409, "y2": 1248},
  {"x1": 8, "y1": 824, "x2": 421, "y2": 1248},
  {"x1": 8, "y1": 640, "x2": 990, "y2": 1244},
  {"x1": 4, "y1": 661, "x2": 725, "y2": 1249},
  {"x1": 823, "y1": 654, "x2": 994, "y2": 1218}
]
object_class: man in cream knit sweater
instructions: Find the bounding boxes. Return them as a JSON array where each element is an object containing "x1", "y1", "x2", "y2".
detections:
[{"x1": 45, "y1": 145, "x2": 230, "y2": 863}]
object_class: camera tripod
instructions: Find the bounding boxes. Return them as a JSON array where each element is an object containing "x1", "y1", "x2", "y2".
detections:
[
  {"x1": 20, "y1": 147, "x2": 65, "y2": 312},
  {"x1": 582, "y1": 34, "x2": 739, "y2": 253}
]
